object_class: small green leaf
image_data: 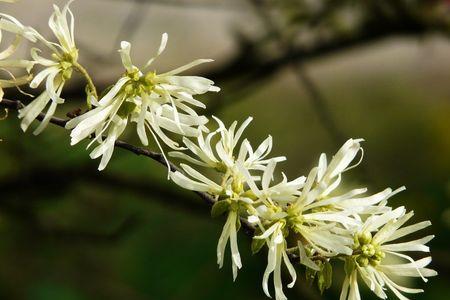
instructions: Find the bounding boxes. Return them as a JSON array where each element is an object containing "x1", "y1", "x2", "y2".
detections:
[
  {"x1": 317, "y1": 260, "x2": 333, "y2": 294},
  {"x1": 251, "y1": 238, "x2": 266, "y2": 254},
  {"x1": 211, "y1": 200, "x2": 230, "y2": 218},
  {"x1": 317, "y1": 272, "x2": 326, "y2": 294}
]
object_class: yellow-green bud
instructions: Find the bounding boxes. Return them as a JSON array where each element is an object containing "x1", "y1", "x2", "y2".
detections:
[
  {"x1": 362, "y1": 244, "x2": 375, "y2": 257},
  {"x1": 370, "y1": 258, "x2": 381, "y2": 267},
  {"x1": 375, "y1": 250, "x2": 385, "y2": 259},
  {"x1": 124, "y1": 84, "x2": 134, "y2": 95},
  {"x1": 62, "y1": 68, "x2": 73, "y2": 80},
  {"x1": 60, "y1": 61, "x2": 72, "y2": 70},
  {"x1": 144, "y1": 71, "x2": 156, "y2": 83},
  {"x1": 214, "y1": 162, "x2": 228, "y2": 173},
  {"x1": 230, "y1": 201, "x2": 239, "y2": 212},
  {"x1": 232, "y1": 179, "x2": 243, "y2": 194},
  {"x1": 358, "y1": 231, "x2": 372, "y2": 245},
  {"x1": 51, "y1": 53, "x2": 60, "y2": 61},
  {"x1": 356, "y1": 256, "x2": 369, "y2": 267}
]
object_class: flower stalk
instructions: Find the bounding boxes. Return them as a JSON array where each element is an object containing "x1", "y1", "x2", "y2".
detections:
[{"x1": 72, "y1": 60, "x2": 98, "y2": 106}]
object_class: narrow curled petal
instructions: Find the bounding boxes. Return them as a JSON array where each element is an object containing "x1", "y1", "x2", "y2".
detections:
[
  {"x1": 119, "y1": 41, "x2": 134, "y2": 72},
  {"x1": 144, "y1": 32, "x2": 168, "y2": 68}
]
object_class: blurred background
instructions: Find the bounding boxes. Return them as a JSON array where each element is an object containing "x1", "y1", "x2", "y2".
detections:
[{"x1": 0, "y1": 0, "x2": 450, "y2": 299}]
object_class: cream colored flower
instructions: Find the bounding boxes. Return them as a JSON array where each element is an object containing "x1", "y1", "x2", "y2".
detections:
[
  {"x1": 281, "y1": 139, "x2": 407, "y2": 269},
  {"x1": 67, "y1": 34, "x2": 217, "y2": 170},
  {"x1": 0, "y1": 14, "x2": 36, "y2": 99},
  {"x1": 170, "y1": 116, "x2": 285, "y2": 173},
  {"x1": 18, "y1": 0, "x2": 79, "y2": 134},
  {"x1": 253, "y1": 220, "x2": 296, "y2": 300},
  {"x1": 341, "y1": 208, "x2": 437, "y2": 300},
  {"x1": 170, "y1": 118, "x2": 292, "y2": 282}
]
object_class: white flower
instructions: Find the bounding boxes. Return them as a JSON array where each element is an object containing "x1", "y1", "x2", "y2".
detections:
[
  {"x1": 237, "y1": 160, "x2": 317, "y2": 299},
  {"x1": 170, "y1": 116, "x2": 286, "y2": 172},
  {"x1": 307, "y1": 138, "x2": 403, "y2": 216},
  {"x1": 243, "y1": 158, "x2": 356, "y2": 269},
  {"x1": 170, "y1": 163, "x2": 223, "y2": 193},
  {"x1": 170, "y1": 118, "x2": 289, "y2": 196},
  {"x1": 254, "y1": 220, "x2": 296, "y2": 300},
  {"x1": 270, "y1": 138, "x2": 409, "y2": 270},
  {"x1": 170, "y1": 124, "x2": 291, "y2": 281},
  {"x1": 239, "y1": 159, "x2": 305, "y2": 204},
  {"x1": 340, "y1": 208, "x2": 437, "y2": 300},
  {"x1": 120, "y1": 36, "x2": 219, "y2": 147},
  {"x1": 0, "y1": 14, "x2": 37, "y2": 99},
  {"x1": 170, "y1": 159, "x2": 249, "y2": 280},
  {"x1": 18, "y1": 0, "x2": 78, "y2": 134},
  {"x1": 217, "y1": 209, "x2": 242, "y2": 281},
  {"x1": 67, "y1": 34, "x2": 217, "y2": 170},
  {"x1": 310, "y1": 138, "x2": 364, "y2": 199},
  {"x1": 89, "y1": 115, "x2": 128, "y2": 171}
]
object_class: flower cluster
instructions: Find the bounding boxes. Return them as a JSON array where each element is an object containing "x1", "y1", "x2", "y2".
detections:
[
  {"x1": 0, "y1": 12, "x2": 36, "y2": 100},
  {"x1": 66, "y1": 36, "x2": 218, "y2": 170},
  {"x1": 172, "y1": 130, "x2": 436, "y2": 300},
  {"x1": 0, "y1": 1, "x2": 436, "y2": 300},
  {"x1": 18, "y1": 0, "x2": 81, "y2": 135}
]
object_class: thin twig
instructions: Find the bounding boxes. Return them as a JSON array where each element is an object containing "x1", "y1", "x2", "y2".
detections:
[
  {"x1": 0, "y1": 98, "x2": 216, "y2": 205},
  {"x1": 0, "y1": 98, "x2": 258, "y2": 236}
]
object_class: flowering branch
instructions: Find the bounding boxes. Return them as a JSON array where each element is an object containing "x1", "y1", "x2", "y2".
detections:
[
  {"x1": 0, "y1": 98, "x2": 217, "y2": 205},
  {"x1": 0, "y1": 2, "x2": 438, "y2": 300},
  {"x1": 1, "y1": 97, "x2": 260, "y2": 246}
]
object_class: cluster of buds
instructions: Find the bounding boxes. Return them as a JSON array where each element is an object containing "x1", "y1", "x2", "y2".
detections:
[{"x1": 0, "y1": 1, "x2": 436, "y2": 300}]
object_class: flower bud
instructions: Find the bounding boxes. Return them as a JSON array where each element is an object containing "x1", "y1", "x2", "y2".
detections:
[{"x1": 358, "y1": 231, "x2": 372, "y2": 245}]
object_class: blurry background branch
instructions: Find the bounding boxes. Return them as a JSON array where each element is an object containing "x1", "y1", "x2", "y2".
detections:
[
  {"x1": 204, "y1": 0, "x2": 450, "y2": 116},
  {"x1": 247, "y1": 0, "x2": 346, "y2": 144}
]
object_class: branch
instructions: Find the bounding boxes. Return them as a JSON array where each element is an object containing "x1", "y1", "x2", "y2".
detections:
[
  {"x1": 0, "y1": 98, "x2": 216, "y2": 204},
  {"x1": 0, "y1": 98, "x2": 256, "y2": 236}
]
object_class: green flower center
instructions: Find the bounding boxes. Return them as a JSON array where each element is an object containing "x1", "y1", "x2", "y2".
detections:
[
  {"x1": 54, "y1": 50, "x2": 79, "y2": 81},
  {"x1": 353, "y1": 232, "x2": 385, "y2": 267},
  {"x1": 123, "y1": 70, "x2": 158, "y2": 97},
  {"x1": 286, "y1": 206, "x2": 304, "y2": 233},
  {"x1": 231, "y1": 177, "x2": 244, "y2": 195}
]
